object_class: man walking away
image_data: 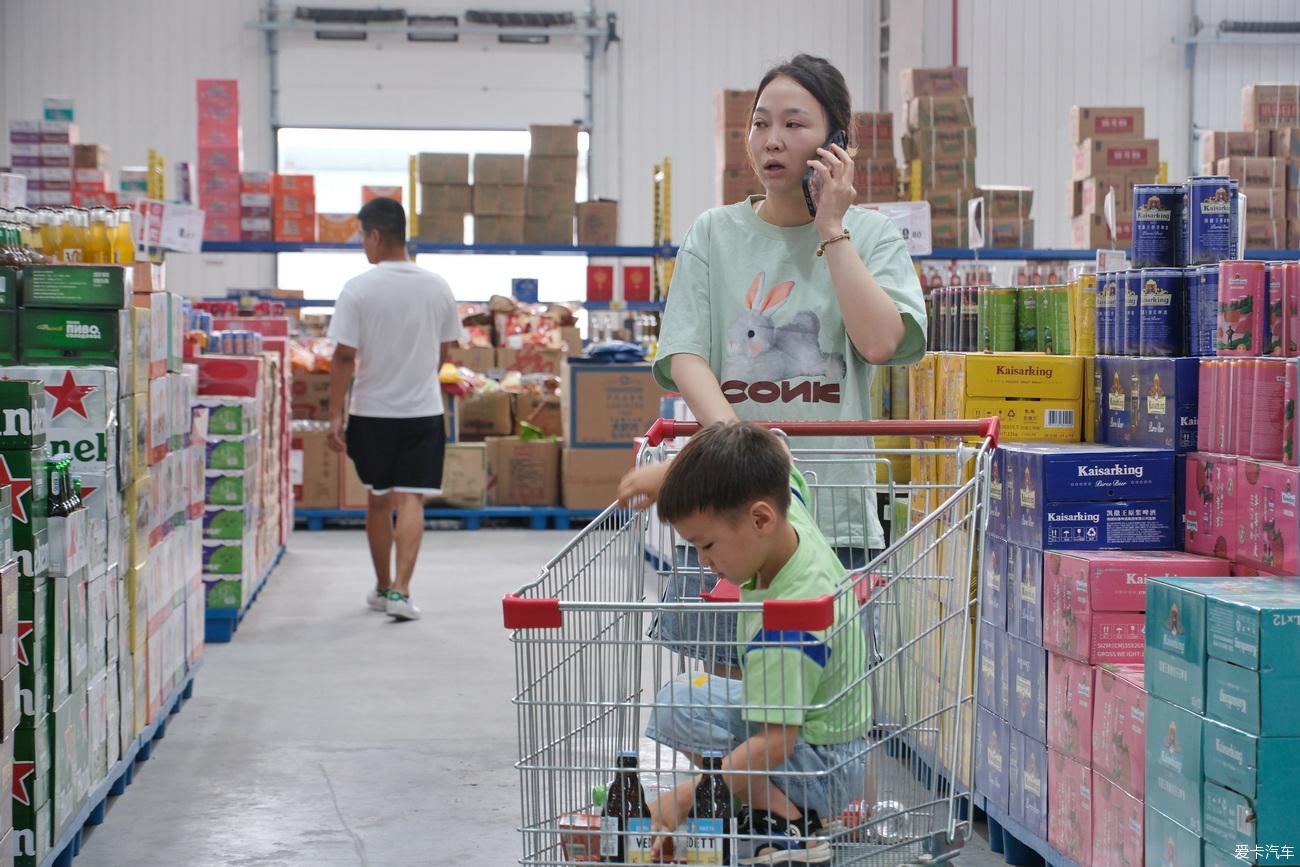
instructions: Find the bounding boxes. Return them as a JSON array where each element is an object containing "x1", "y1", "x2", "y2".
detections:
[{"x1": 326, "y1": 198, "x2": 462, "y2": 621}]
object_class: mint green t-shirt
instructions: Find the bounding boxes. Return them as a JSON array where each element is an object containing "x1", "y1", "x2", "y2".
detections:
[
  {"x1": 655, "y1": 197, "x2": 928, "y2": 548},
  {"x1": 737, "y1": 471, "x2": 871, "y2": 745}
]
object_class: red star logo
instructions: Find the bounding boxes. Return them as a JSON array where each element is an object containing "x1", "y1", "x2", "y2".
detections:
[
  {"x1": 15, "y1": 621, "x2": 31, "y2": 667},
  {"x1": 13, "y1": 761, "x2": 34, "y2": 806},
  {"x1": 0, "y1": 455, "x2": 33, "y2": 525},
  {"x1": 44, "y1": 370, "x2": 97, "y2": 421},
  {"x1": 79, "y1": 486, "x2": 96, "y2": 501}
]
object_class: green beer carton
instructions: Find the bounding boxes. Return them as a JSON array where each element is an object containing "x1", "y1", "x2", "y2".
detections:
[
  {"x1": 201, "y1": 540, "x2": 244, "y2": 575},
  {"x1": 2, "y1": 444, "x2": 51, "y2": 557},
  {"x1": 0, "y1": 311, "x2": 18, "y2": 364},
  {"x1": 205, "y1": 437, "x2": 252, "y2": 471},
  {"x1": 0, "y1": 267, "x2": 18, "y2": 310},
  {"x1": 196, "y1": 398, "x2": 256, "y2": 437},
  {"x1": 0, "y1": 485, "x2": 14, "y2": 565},
  {"x1": 12, "y1": 715, "x2": 51, "y2": 819},
  {"x1": 204, "y1": 577, "x2": 241, "y2": 611},
  {"x1": 17, "y1": 578, "x2": 50, "y2": 728},
  {"x1": 20, "y1": 264, "x2": 130, "y2": 310},
  {"x1": 14, "y1": 798, "x2": 53, "y2": 867},
  {"x1": 0, "y1": 381, "x2": 47, "y2": 451},
  {"x1": 18, "y1": 309, "x2": 120, "y2": 365},
  {"x1": 204, "y1": 471, "x2": 250, "y2": 507},
  {"x1": 202, "y1": 507, "x2": 248, "y2": 541}
]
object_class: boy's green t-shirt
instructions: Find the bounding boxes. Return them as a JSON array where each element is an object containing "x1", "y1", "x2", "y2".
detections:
[
  {"x1": 736, "y1": 470, "x2": 871, "y2": 745},
  {"x1": 654, "y1": 197, "x2": 927, "y2": 549}
]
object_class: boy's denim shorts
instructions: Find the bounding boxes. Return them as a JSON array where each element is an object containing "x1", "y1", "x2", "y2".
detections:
[
  {"x1": 654, "y1": 548, "x2": 870, "y2": 670},
  {"x1": 644, "y1": 674, "x2": 867, "y2": 820}
]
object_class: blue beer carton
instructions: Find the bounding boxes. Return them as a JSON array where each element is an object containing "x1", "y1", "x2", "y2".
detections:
[
  {"x1": 1008, "y1": 729, "x2": 1048, "y2": 840},
  {"x1": 982, "y1": 535, "x2": 1008, "y2": 629},
  {"x1": 1203, "y1": 576, "x2": 1300, "y2": 671},
  {"x1": 1206, "y1": 656, "x2": 1300, "y2": 737},
  {"x1": 1007, "y1": 542, "x2": 1043, "y2": 644},
  {"x1": 978, "y1": 623, "x2": 1000, "y2": 714},
  {"x1": 976, "y1": 708, "x2": 1011, "y2": 813},
  {"x1": 1101, "y1": 357, "x2": 1200, "y2": 451},
  {"x1": 1145, "y1": 804, "x2": 1201, "y2": 867},
  {"x1": 1146, "y1": 694, "x2": 1204, "y2": 835},
  {"x1": 988, "y1": 448, "x2": 1007, "y2": 539},
  {"x1": 1017, "y1": 499, "x2": 1175, "y2": 552},
  {"x1": 1146, "y1": 576, "x2": 1215, "y2": 714},
  {"x1": 1009, "y1": 635, "x2": 1047, "y2": 742}
]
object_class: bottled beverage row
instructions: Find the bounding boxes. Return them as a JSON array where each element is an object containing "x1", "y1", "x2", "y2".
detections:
[{"x1": 0, "y1": 206, "x2": 136, "y2": 266}]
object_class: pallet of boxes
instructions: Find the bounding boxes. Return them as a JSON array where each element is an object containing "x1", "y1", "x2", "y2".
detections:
[
  {"x1": 417, "y1": 153, "x2": 470, "y2": 244},
  {"x1": 902, "y1": 66, "x2": 976, "y2": 248},
  {"x1": 474, "y1": 153, "x2": 526, "y2": 245},
  {"x1": 1067, "y1": 106, "x2": 1156, "y2": 249},
  {"x1": 716, "y1": 89, "x2": 763, "y2": 204},
  {"x1": 196, "y1": 78, "x2": 243, "y2": 243},
  {"x1": 853, "y1": 111, "x2": 898, "y2": 204},
  {"x1": 525, "y1": 125, "x2": 579, "y2": 245}
]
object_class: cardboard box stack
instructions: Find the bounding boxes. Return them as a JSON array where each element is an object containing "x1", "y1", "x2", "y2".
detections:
[
  {"x1": 196, "y1": 79, "x2": 242, "y2": 242},
  {"x1": 855, "y1": 112, "x2": 899, "y2": 204},
  {"x1": 903, "y1": 67, "x2": 975, "y2": 247},
  {"x1": 1067, "y1": 106, "x2": 1155, "y2": 249},
  {"x1": 474, "y1": 153, "x2": 525, "y2": 245},
  {"x1": 716, "y1": 89, "x2": 762, "y2": 205},
  {"x1": 8, "y1": 112, "x2": 83, "y2": 210},
  {"x1": 239, "y1": 172, "x2": 273, "y2": 243},
  {"x1": 978, "y1": 185, "x2": 1035, "y2": 249},
  {"x1": 416, "y1": 153, "x2": 470, "y2": 244},
  {"x1": 1143, "y1": 575, "x2": 1300, "y2": 866},
  {"x1": 272, "y1": 174, "x2": 316, "y2": 244},
  {"x1": 524, "y1": 125, "x2": 578, "y2": 244}
]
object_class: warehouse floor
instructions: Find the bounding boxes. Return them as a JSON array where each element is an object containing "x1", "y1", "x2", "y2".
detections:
[{"x1": 74, "y1": 528, "x2": 1004, "y2": 867}]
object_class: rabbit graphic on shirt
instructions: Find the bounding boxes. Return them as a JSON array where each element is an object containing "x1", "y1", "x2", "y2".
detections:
[{"x1": 722, "y1": 272, "x2": 847, "y2": 383}]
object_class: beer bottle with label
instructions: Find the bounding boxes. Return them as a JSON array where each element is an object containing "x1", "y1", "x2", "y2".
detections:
[
  {"x1": 600, "y1": 751, "x2": 651, "y2": 863},
  {"x1": 686, "y1": 751, "x2": 731, "y2": 865},
  {"x1": 61, "y1": 457, "x2": 77, "y2": 512},
  {"x1": 47, "y1": 460, "x2": 67, "y2": 518}
]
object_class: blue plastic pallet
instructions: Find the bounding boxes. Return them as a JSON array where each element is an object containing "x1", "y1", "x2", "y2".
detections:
[
  {"x1": 205, "y1": 546, "x2": 285, "y2": 643},
  {"x1": 975, "y1": 795, "x2": 1082, "y2": 867},
  {"x1": 294, "y1": 506, "x2": 602, "y2": 531},
  {"x1": 40, "y1": 660, "x2": 203, "y2": 867}
]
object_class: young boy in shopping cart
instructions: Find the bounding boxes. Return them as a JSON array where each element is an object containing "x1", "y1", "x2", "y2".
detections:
[{"x1": 619, "y1": 422, "x2": 870, "y2": 864}]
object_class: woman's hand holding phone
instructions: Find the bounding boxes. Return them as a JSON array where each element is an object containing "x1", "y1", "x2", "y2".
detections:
[{"x1": 805, "y1": 138, "x2": 855, "y2": 236}]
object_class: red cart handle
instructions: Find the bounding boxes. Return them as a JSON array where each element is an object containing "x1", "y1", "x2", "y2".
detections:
[{"x1": 643, "y1": 417, "x2": 1000, "y2": 449}]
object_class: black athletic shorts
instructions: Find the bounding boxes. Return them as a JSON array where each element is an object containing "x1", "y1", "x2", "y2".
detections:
[{"x1": 345, "y1": 414, "x2": 445, "y2": 495}]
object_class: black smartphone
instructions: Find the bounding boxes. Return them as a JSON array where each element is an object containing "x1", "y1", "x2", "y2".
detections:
[{"x1": 802, "y1": 129, "x2": 849, "y2": 217}]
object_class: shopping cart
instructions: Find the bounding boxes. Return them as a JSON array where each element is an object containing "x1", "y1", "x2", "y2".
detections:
[{"x1": 504, "y1": 418, "x2": 999, "y2": 866}]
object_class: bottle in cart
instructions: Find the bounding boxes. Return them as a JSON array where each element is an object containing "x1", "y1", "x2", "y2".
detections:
[
  {"x1": 600, "y1": 751, "x2": 652, "y2": 863},
  {"x1": 47, "y1": 461, "x2": 65, "y2": 518},
  {"x1": 686, "y1": 751, "x2": 731, "y2": 865}
]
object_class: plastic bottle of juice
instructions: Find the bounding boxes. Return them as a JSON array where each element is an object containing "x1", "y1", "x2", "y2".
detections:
[
  {"x1": 86, "y1": 208, "x2": 111, "y2": 264},
  {"x1": 113, "y1": 208, "x2": 135, "y2": 264}
]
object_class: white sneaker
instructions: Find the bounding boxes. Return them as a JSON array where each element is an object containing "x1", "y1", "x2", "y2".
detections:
[
  {"x1": 366, "y1": 589, "x2": 388, "y2": 612},
  {"x1": 386, "y1": 591, "x2": 421, "y2": 621}
]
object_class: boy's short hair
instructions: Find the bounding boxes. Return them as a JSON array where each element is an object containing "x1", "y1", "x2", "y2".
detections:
[
  {"x1": 358, "y1": 197, "x2": 407, "y2": 245},
  {"x1": 658, "y1": 422, "x2": 792, "y2": 523}
]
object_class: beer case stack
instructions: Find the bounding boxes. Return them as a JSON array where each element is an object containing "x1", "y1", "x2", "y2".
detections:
[
  {"x1": 272, "y1": 174, "x2": 316, "y2": 244},
  {"x1": 715, "y1": 89, "x2": 763, "y2": 205},
  {"x1": 69, "y1": 144, "x2": 115, "y2": 210},
  {"x1": 416, "y1": 153, "x2": 470, "y2": 244},
  {"x1": 903, "y1": 66, "x2": 976, "y2": 248},
  {"x1": 473, "y1": 154, "x2": 526, "y2": 246},
  {"x1": 854, "y1": 112, "x2": 899, "y2": 204},
  {"x1": 239, "y1": 172, "x2": 274, "y2": 244},
  {"x1": 7, "y1": 117, "x2": 80, "y2": 210},
  {"x1": 524, "y1": 125, "x2": 579, "y2": 244},
  {"x1": 1068, "y1": 106, "x2": 1156, "y2": 249},
  {"x1": 196, "y1": 79, "x2": 243, "y2": 242}
]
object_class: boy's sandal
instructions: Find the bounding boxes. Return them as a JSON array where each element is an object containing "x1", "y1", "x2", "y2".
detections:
[{"x1": 738, "y1": 809, "x2": 832, "y2": 865}]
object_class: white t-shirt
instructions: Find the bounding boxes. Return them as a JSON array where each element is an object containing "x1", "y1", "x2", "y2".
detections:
[{"x1": 327, "y1": 260, "x2": 462, "y2": 418}]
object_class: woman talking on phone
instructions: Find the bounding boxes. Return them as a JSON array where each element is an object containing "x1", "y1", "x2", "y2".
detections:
[{"x1": 621, "y1": 54, "x2": 928, "y2": 670}]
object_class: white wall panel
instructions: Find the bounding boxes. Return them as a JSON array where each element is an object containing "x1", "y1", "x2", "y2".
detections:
[
  {"x1": 1192, "y1": 0, "x2": 1300, "y2": 141},
  {"x1": 1, "y1": 0, "x2": 275, "y2": 296}
]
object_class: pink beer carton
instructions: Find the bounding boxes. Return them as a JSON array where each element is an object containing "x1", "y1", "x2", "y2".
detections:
[
  {"x1": 1048, "y1": 749, "x2": 1092, "y2": 866},
  {"x1": 1091, "y1": 770, "x2": 1144, "y2": 867},
  {"x1": 1046, "y1": 652, "x2": 1093, "y2": 764},
  {"x1": 1092, "y1": 663, "x2": 1147, "y2": 799},
  {"x1": 1235, "y1": 457, "x2": 1300, "y2": 575},
  {"x1": 1216, "y1": 260, "x2": 1267, "y2": 356},
  {"x1": 1184, "y1": 453, "x2": 1238, "y2": 560},
  {"x1": 1042, "y1": 550, "x2": 1221, "y2": 664}
]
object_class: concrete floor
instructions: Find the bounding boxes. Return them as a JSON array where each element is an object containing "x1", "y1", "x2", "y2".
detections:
[{"x1": 74, "y1": 528, "x2": 1006, "y2": 867}]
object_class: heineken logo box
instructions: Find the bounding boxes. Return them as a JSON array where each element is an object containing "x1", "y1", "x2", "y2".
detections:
[
  {"x1": 12, "y1": 713, "x2": 52, "y2": 813},
  {"x1": 0, "y1": 445, "x2": 51, "y2": 553},
  {"x1": 0, "y1": 380, "x2": 46, "y2": 450},
  {"x1": 1, "y1": 367, "x2": 118, "y2": 474},
  {"x1": 18, "y1": 309, "x2": 120, "y2": 365},
  {"x1": 20, "y1": 264, "x2": 132, "y2": 310},
  {"x1": 0, "y1": 268, "x2": 18, "y2": 310},
  {"x1": 17, "y1": 579, "x2": 51, "y2": 730}
]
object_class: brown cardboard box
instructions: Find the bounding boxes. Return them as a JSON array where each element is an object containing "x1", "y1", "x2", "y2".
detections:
[
  {"x1": 474, "y1": 215, "x2": 525, "y2": 244},
  {"x1": 930, "y1": 217, "x2": 968, "y2": 248},
  {"x1": 473, "y1": 154, "x2": 525, "y2": 185},
  {"x1": 906, "y1": 96, "x2": 975, "y2": 131},
  {"x1": 497, "y1": 346, "x2": 564, "y2": 375},
  {"x1": 576, "y1": 200, "x2": 618, "y2": 245},
  {"x1": 1068, "y1": 175, "x2": 1147, "y2": 218},
  {"x1": 1245, "y1": 217, "x2": 1286, "y2": 249},
  {"x1": 529, "y1": 124, "x2": 580, "y2": 156},
  {"x1": 340, "y1": 456, "x2": 368, "y2": 510},
  {"x1": 1202, "y1": 130, "x2": 1272, "y2": 165},
  {"x1": 446, "y1": 345, "x2": 497, "y2": 372},
  {"x1": 924, "y1": 188, "x2": 968, "y2": 220},
  {"x1": 291, "y1": 372, "x2": 332, "y2": 420},
  {"x1": 1216, "y1": 156, "x2": 1286, "y2": 189},
  {"x1": 524, "y1": 213, "x2": 573, "y2": 245},
  {"x1": 1273, "y1": 128, "x2": 1300, "y2": 160},
  {"x1": 1243, "y1": 84, "x2": 1300, "y2": 131},
  {"x1": 903, "y1": 128, "x2": 977, "y2": 162},
  {"x1": 911, "y1": 159, "x2": 976, "y2": 190},
  {"x1": 851, "y1": 112, "x2": 894, "y2": 157},
  {"x1": 852, "y1": 161, "x2": 899, "y2": 202},
  {"x1": 417, "y1": 212, "x2": 465, "y2": 243},
  {"x1": 472, "y1": 184, "x2": 526, "y2": 216},
  {"x1": 1071, "y1": 213, "x2": 1133, "y2": 248},
  {"x1": 716, "y1": 89, "x2": 757, "y2": 129},
  {"x1": 527, "y1": 155, "x2": 579, "y2": 187},
  {"x1": 987, "y1": 217, "x2": 1034, "y2": 248},
  {"x1": 1069, "y1": 107, "x2": 1145, "y2": 144},
  {"x1": 560, "y1": 361, "x2": 664, "y2": 447},
  {"x1": 458, "y1": 390, "x2": 513, "y2": 439},
  {"x1": 719, "y1": 167, "x2": 763, "y2": 204},
  {"x1": 561, "y1": 447, "x2": 633, "y2": 510},
  {"x1": 420, "y1": 184, "x2": 473, "y2": 214},
  {"x1": 418, "y1": 153, "x2": 470, "y2": 184},
  {"x1": 515, "y1": 393, "x2": 562, "y2": 438},
  {"x1": 977, "y1": 185, "x2": 1033, "y2": 219},
  {"x1": 1242, "y1": 186, "x2": 1287, "y2": 220},
  {"x1": 73, "y1": 144, "x2": 111, "y2": 169},
  {"x1": 487, "y1": 437, "x2": 560, "y2": 506},
  {"x1": 900, "y1": 66, "x2": 969, "y2": 100},
  {"x1": 1072, "y1": 139, "x2": 1159, "y2": 181},
  {"x1": 560, "y1": 326, "x2": 582, "y2": 357},
  {"x1": 292, "y1": 426, "x2": 339, "y2": 508},
  {"x1": 525, "y1": 184, "x2": 576, "y2": 216},
  {"x1": 427, "y1": 443, "x2": 487, "y2": 508},
  {"x1": 716, "y1": 127, "x2": 749, "y2": 167}
]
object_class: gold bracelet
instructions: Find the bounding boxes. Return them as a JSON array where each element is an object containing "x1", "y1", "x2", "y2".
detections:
[{"x1": 816, "y1": 229, "x2": 851, "y2": 257}]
